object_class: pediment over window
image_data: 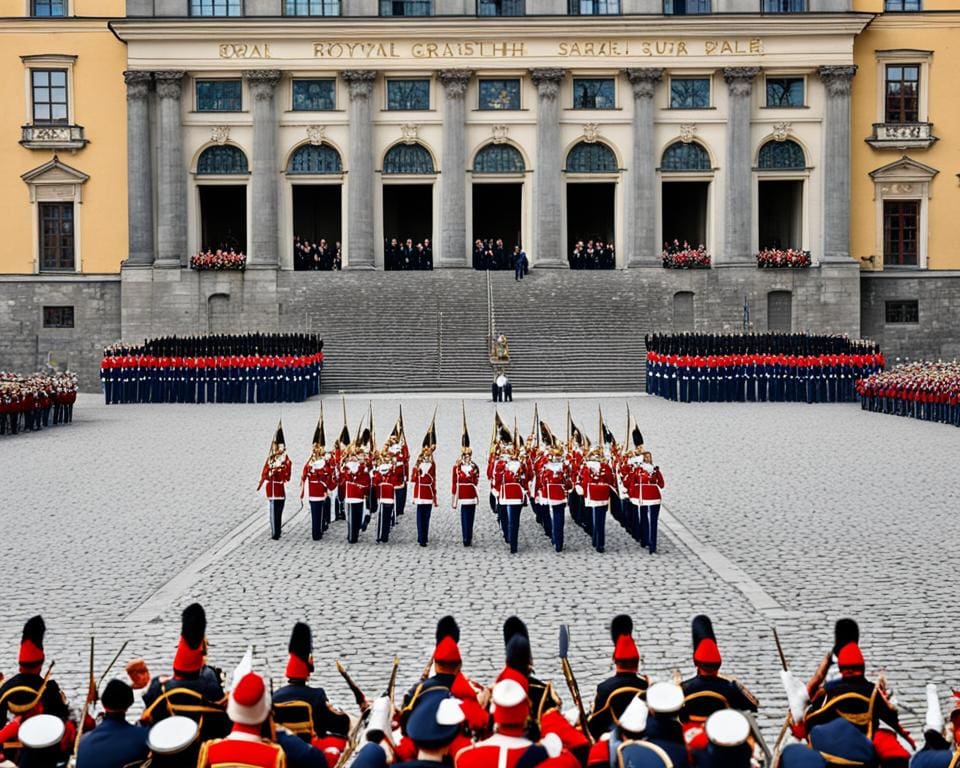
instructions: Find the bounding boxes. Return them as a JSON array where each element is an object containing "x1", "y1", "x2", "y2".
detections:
[
  {"x1": 21, "y1": 156, "x2": 89, "y2": 203},
  {"x1": 868, "y1": 155, "x2": 938, "y2": 183}
]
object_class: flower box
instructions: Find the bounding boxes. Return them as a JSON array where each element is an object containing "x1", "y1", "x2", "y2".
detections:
[
  {"x1": 756, "y1": 248, "x2": 811, "y2": 269},
  {"x1": 662, "y1": 241, "x2": 711, "y2": 269},
  {"x1": 190, "y1": 250, "x2": 247, "y2": 271}
]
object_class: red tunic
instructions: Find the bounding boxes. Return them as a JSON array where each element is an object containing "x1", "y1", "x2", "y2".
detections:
[
  {"x1": 301, "y1": 456, "x2": 337, "y2": 500},
  {"x1": 197, "y1": 733, "x2": 286, "y2": 767},
  {"x1": 259, "y1": 456, "x2": 292, "y2": 500},
  {"x1": 411, "y1": 459, "x2": 437, "y2": 505},
  {"x1": 452, "y1": 461, "x2": 480, "y2": 506}
]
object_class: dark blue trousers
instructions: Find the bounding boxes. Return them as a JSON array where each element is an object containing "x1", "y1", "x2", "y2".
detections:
[
  {"x1": 346, "y1": 502, "x2": 363, "y2": 543},
  {"x1": 309, "y1": 500, "x2": 327, "y2": 541},
  {"x1": 590, "y1": 505, "x2": 607, "y2": 552},
  {"x1": 416, "y1": 503, "x2": 432, "y2": 546},
  {"x1": 377, "y1": 502, "x2": 393, "y2": 543},
  {"x1": 503, "y1": 504, "x2": 522, "y2": 553},
  {"x1": 645, "y1": 504, "x2": 661, "y2": 553},
  {"x1": 269, "y1": 499, "x2": 285, "y2": 540},
  {"x1": 550, "y1": 504, "x2": 566, "y2": 552},
  {"x1": 460, "y1": 504, "x2": 475, "y2": 546}
]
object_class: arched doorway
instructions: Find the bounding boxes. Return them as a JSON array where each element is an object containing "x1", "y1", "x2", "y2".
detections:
[
  {"x1": 195, "y1": 145, "x2": 248, "y2": 255},
  {"x1": 287, "y1": 143, "x2": 344, "y2": 271},
  {"x1": 564, "y1": 141, "x2": 618, "y2": 269},
  {"x1": 660, "y1": 141, "x2": 712, "y2": 254},
  {"x1": 471, "y1": 143, "x2": 525, "y2": 270},
  {"x1": 756, "y1": 139, "x2": 807, "y2": 254},
  {"x1": 382, "y1": 142, "x2": 436, "y2": 270}
]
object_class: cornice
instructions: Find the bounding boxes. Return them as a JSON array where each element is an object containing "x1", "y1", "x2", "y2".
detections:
[{"x1": 0, "y1": 18, "x2": 117, "y2": 33}]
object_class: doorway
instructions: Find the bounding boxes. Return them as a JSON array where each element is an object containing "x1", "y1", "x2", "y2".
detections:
[
  {"x1": 566, "y1": 182, "x2": 616, "y2": 269},
  {"x1": 472, "y1": 183, "x2": 522, "y2": 270},
  {"x1": 199, "y1": 185, "x2": 246, "y2": 253},
  {"x1": 383, "y1": 184, "x2": 433, "y2": 270},
  {"x1": 292, "y1": 185, "x2": 342, "y2": 270},
  {"x1": 662, "y1": 181, "x2": 709, "y2": 249}
]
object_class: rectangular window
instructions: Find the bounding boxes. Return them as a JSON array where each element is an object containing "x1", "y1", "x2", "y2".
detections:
[
  {"x1": 190, "y1": 0, "x2": 242, "y2": 14},
  {"x1": 43, "y1": 306, "x2": 75, "y2": 328},
  {"x1": 765, "y1": 77, "x2": 804, "y2": 107},
  {"x1": 292, "y1": 79, "x2": 336, "y2": 111},
  {"x1": 479, "y1": 79, "x2": 521, "y2": 110},
  {"x1": 380, "y1": 0, "x2": 431, "y2": 14},
  {"x1": 285, "y1": 0, "x2": 340, "y2": 12},
  {"x1": 477, "y1": 0, "x2": 525, "y2": 13},
  {"x1": 38, "y1": 202, "x2": 75, "y2": 271},
  {"x1": 196, "y1": 79, "x2": 242, "y2": 112},
  {"x1": 386, "y1": 79, "x2": 430, "y2": 110},
  {"x1": 884, "y1": 300, "x2": 919, "y2": 323},
  {"x1": 884, "y1": 0, "x2": 920, "y2": 9},
  {"x1": 669, "y1": 77, "x2": 710, "y2": 109},
  {"x1": 572, "y1": 78, "x2": 616, "y2": 109},
  {"x1": 761, "y1": 0, "x2": 806, "y2": 10},
  {"x1": 31, "y1": 69, "x2": 68, "y2": 125},
  {"x1": 663, "y1": 0, "x2": 711, "y2": 13},
  {"x1": 568, "y1": 0, "x2": 620, "y2": 14},
  {"x1": 883, "y1": 200, "x2": 919, "y2": 266},
  {"x1": 885, "y1": 64, "x2": 920, "y2": 123},
  {"x1": 31, "y1": 0, "x2": 66, "y2": 16}
]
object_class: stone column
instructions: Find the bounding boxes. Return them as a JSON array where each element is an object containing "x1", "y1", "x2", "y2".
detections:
[
  {"x1": 154, "y1": 71, "x2": 186, "y2": 267},
  {"x1": 818, "y1": 65, "x2": 857, "y2": 263},
  {"x1": 625, "y1": 68, "x2": 663, "y2": 267},
  {"x1": 438, "y1": 69, "x2": 473, "y2": 268},
  {"x1": 124, "y1": 71, "x2": 154, "y2": 266},
  {"x1": 245, "y1": 70, "x2": 281, "y2": 267},
  {"x1": 721, "y1": 67, "x2": 760, "y2": 265},
  {"x1": 343, "y1": 70, "x2": 377, "y2": 269},
  {"x1": 530, "y1": 68, "x2": 566, "y2": 267}
]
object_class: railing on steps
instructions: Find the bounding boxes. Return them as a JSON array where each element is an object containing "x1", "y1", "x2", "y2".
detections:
[{"x1": 486, "y1": 270, "x2": 495, "y2": 357}]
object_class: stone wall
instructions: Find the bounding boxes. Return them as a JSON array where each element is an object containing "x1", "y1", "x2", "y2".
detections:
[
  {"x1": 861, "y1": 271, "x2": 960, "y2": 361},
  {"x1": 0, "y1": 275, "x2": 121, "y2": 391}
]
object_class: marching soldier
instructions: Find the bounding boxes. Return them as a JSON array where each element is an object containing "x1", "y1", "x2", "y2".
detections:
[
  {"x1": 259, "y1": 422, "x2": 292, "y2": 541},
  {"x1": 272, "y1": 622, "x2": 351, "y2": 759},
  {"x1": 372, "y1": 451, "x2": 398, "y2": 544},
  {"x1": 452, "y1": 411, "x2": 480, "y2": 547},
  {"x1": 536, "y1": 443, "x2": 572, "y2": 553},
  {"x1": 638, "y1": 451, "x2": 665, "y2": 555},
  {"x1": 577, "y1": 446, "x2": 615, "y2": 553},
  {"x1": 300, "y1": 414, "x2": 337, "y2": 541},
  {"x1": 494, "y1": 433, "x2": 528, "y2": 554},
  {"x1": 75, "y1": 679, "x2": 150, "y2": 768},
  {"x1": 411, "y1": 416, "x2": 438, "y2": 547},
  {"x1": 340, "y1": 445, "x2": 371, "y2": 544},
  {"x1": 587, "y1": 615, "x2": 650, "y2": 740}
]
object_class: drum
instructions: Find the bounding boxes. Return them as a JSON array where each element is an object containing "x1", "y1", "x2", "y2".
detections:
[
  {"x1": 147, "y1": 716, "x2": 199, "y2": 754},
  {"x1": 18, "y1": 714, "x2": 65, "y2": 749}
]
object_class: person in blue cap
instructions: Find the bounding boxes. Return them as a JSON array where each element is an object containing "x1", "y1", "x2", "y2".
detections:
[
  {"x1": 779, "y1": 743, "x2": 828, "y2": 768},
  {"x1": 75, "y1": 679, "x2": 150, "y2": 768}
]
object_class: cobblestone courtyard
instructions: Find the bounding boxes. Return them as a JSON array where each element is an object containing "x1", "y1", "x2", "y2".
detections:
[{"x1": 1, "y1": 392, "x2": 957, "y2": 740}]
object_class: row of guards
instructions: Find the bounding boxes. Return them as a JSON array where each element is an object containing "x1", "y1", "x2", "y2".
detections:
[
  {"x1": 0, "y1": 608, "x2": 955, "y2": 767},
  {"x1": 256, "y1": 402, "x2": 666, "y2": 555}
]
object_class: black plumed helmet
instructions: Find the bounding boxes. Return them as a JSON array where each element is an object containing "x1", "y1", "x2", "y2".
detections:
[
  {"x1": 289, "y1": 622, "x2": 313, "y2": 659},
  {"x1": 611, "y1": 614, "x2": 633, "y2": 642},
  {"x1": 181, "y1": 603, "x2": 207, "y2": 650},
  {"x1": 632, "y1": 426, "x2": 644, "y2": 448},
  {"x1": 503, "y1": 616, "x2": 529, "y2": 645},
  {"x1": 505, "y1": 634, "x2": 532, "y2": 674},
  {"x1": 691, "y1": 614, "x2": 716, "y2": 649},
  {"x1": 22, "y1": 615, "x2": 46, "y2": 648},
  {"x1": 436, "y1": 615, "x2": 460, "y2": 643},
  {"x1": 833, "y1": 618, "x2": 859, "y2": 655}
]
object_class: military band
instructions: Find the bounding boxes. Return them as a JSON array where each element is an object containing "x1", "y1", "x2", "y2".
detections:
[{"x1": 4, "y1": 608, "x2": 951, "y2": 768}]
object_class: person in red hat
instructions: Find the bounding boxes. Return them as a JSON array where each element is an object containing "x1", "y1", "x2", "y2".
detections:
[
  {"x1": 273, "y1": 622, "x2": 351, "y2": 760},
  {"x1": 197, "y1": 671, "x2": 285, "y2": 767},
  {"x1": 587, "y1": 615, "x2": 650, "y2": 740},
  {"x1": 680, "y1": 615, "x2": 757, "y2": 752}
]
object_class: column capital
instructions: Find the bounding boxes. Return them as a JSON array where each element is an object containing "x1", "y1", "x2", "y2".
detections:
[
  {"x1": 244, "y1": 70, "x2": 282, "y2": 100},
  {"x1": 124, "y1": 70, "x2": 152, "y2": 100},
  {"x1": 530, "y1": 68, "x2": 566, "y2": 100},
  {"x1": 343, "y1": 69, "x2": 377, "y2": 100},
  {"x1": 625, "y1": 68, "x2": 664, "y2": 99},
  {"x1": 818, "y1": 65, "x2": 857, "y2": 98},
  {"x1": 438, "y1": 69, "x2": 474, "y2": 98},
  {"x1": 723, "y1": 66, "x2": 760, "y2": 97},
  {"x1": 154, "y1": 71, "x2": 185, "y2": 100}
]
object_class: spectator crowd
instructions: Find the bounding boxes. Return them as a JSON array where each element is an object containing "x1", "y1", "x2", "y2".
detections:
[
  {"x1": 294, "y1": 237, "x2": 342, "y2": 271},
  {"x1": 385, "y1": 237, "x2": 433, "y2": 270},
  {"x1": 570, "y1": 239, "x2": 616, "y2": 269},
  {"x1": 0, "y1": 370, "x2": 77, "y2": 435},
  {"x1": 857, "y1": 360, "x2": 960, "y2": 426}
]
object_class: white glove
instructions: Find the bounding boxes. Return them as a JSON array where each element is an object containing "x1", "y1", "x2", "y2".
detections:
[
  {"x1": 541, "y1": 732, "x2": 563, "y2": 758},
  {"x1": 563, "y1": 707, "x2": 580, "y2": 727},
  {"x1": 780, "y1": 669, "x2": 809, "y2": 723}
]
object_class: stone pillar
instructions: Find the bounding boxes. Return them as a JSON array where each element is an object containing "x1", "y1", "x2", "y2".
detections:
[
  {"x1": 625, "y1": 68, "x2": 663, "y2": 267},
  {"x1": 343, "y1": 70, "x2": 377, "y2": 269},
  {"x1": 818, "y1": 65, "x2": 857, "y2": 264},
  {"x1": 438, "y1": 69, "x2": 473, "y2": 268},
  {"x1": 245, "y1": 70, "x2": 282, "y2": 267},
  {"x1": 154, "y1": 71, "x2": 186, "y2": 267},
  {"x1": 530, "y1": 68, "x2": 566, "y2": 267},
  {"x1": 124, "y1": 71, "x2": 154, "y2": 266},
  {"x1": 721, "y1": 67, "x2": 760, "y2": 265}
]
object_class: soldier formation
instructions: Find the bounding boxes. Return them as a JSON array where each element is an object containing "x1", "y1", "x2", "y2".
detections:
[
  {"x1": 1, "y1": 610, "x2": 957, "y2": 768},
  {"x1": 645, "y1": 333, "x2": 884, "y2": 404},
  {"x1": 257, "y1": 403, "x2": 665, "y2": 555},
  {"x1": 0, "y1": 371, "x2": 77, "y2": 437},
  {"x1": 100, "y1": 334, "x2": 323, "y2": 405},
  {"x1": 857, "y1": 361, "x2": 960, "y2": 427}
]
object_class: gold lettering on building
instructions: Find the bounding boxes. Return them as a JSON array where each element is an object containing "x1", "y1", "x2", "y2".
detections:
[
  {"x1": 703, "y1": 38, "x2": 763, "y2": 55},
  {"x1": 313, "y1": 41, "x2": 400, "y2": 58},
  {"x1": 218, "y1": 43, "x2": 272, "y2": 59}
]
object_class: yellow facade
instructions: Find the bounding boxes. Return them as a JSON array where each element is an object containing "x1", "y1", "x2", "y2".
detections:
[
  {"x1": 0, "y1": 0, "x2": 127, "y2": 274},
  {"x1": 851, "y1": 0, "x2": 960, "y2": 270}
]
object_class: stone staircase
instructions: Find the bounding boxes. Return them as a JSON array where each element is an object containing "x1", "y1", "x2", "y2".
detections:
[{"x1": 279, "y1": 269, "x2": 649, "y2": 393}]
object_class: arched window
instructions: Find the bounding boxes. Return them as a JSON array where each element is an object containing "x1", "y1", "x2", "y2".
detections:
[
  {"x1": 757, "y1": 139, "x2": 806, "y2": 170},
  {"x1": 565, "y1": 141, "x2": 617, "y2": 173},
  {"x1": 287, "y1": 144, "x2": 343, "y2": 175},
  {"x1": 473, "y1": 144, "x2": 525, "y2": 174},
  {"x1": 197, "y1": 145, "x2": 248, "y2": 175},
  {"x1": 661, "y1": 141, "x2": 711, "y2": 172},
  {"x1": 383, "y1": 143, "x2": 435, "y2": 175}
]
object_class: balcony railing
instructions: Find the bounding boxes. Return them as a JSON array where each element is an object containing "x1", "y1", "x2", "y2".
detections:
[
  {"x1": 867, "y1": 122, "x2": 937, "y2": 150},
  {"x1": 21, "y1": 124, "x2": 87, "y2": 150}
]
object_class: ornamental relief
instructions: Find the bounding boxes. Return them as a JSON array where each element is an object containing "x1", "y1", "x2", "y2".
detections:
[
  {"x1": 210, "y1": 126, "x2": 231, "y2": 145},
  {"x1": 491, "y1": 125, "x2": 509, "y2": 144},
  {"x1": 401, "y1": 123, "x2": 419, "y2": 145},
  {"x1": 306, "y1": 125, "x2": 326, "y2": 145}
]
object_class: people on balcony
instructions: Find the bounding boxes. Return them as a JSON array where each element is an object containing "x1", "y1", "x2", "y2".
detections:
[
  {"x1": 569, "y1": 239, "x2": 615, "y2": 270},
  {"x1": 385, "y1": 237, "x2": 433, "y2": 271}
]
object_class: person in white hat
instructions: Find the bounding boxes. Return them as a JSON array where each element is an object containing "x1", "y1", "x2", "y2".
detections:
[
  {"x1": 643, "y1": 682, "x2": 688, "y2": 767},
  {"x1": 692, "y1": 709, "x2": 753, "y2": 768}
]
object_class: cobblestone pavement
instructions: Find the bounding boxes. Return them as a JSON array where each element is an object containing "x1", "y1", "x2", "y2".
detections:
[{"x1": 1, "y1": 392, "x2": 957, "y2": 741}]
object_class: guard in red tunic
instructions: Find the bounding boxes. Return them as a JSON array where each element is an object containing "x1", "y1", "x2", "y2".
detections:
[
  {"x1": 197, "y1": 671, "x2": 286, "y2": 768},
  {"x1": 339, "y1": 446, "x2": 371, "y2": 544},
  {"x1": 577, "y1": 447, "x2": 615, "y2": 553},
  {"x1": 494, "y1": 438, "x2": 528, "y2": 555},
  {"x1": 300, "y1": 414, "x2": 337, "y2": 541},
  {"x1": 536, "y1": 444, "x2": 572, "y2": 553},
  {"x1": 452, "y1": 409, "x2": 479, "y2": 547},
  {"x1": 638, "y1": 451, "x2": 665, "y2": 555},
  {"x1": 372, "y1": 452, "x2": 398, "y2": 544},
  {"x1": 258, "y1": 422, "x2": 292, "y2": 541},
  {"x1": 411, "y1": 440, "x2": 437, "y2": 548}
]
